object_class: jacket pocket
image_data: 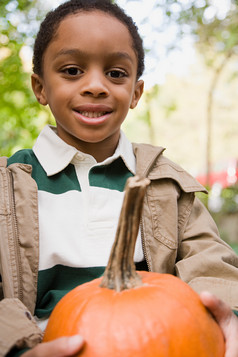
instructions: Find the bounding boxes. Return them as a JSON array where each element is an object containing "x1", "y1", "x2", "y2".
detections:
[{"x1": 146, "y1": 179, "x2": 178, "y2": 250}]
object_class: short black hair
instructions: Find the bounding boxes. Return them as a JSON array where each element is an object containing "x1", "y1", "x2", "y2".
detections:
[{"x1": 33, "y1": 0, "x2": 144, "y2": 80}]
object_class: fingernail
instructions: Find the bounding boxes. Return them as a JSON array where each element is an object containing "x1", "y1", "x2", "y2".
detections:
[{"x1": 200, "y1": 291, "x2": 213, "y2": 298}]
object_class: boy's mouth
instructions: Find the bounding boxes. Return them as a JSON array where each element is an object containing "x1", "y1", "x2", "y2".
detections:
[
  {"x1": 73, "y1": 105, "x2": 112, "y2": 125},
  {"x1": 73, "y1": 104, "x2": 113, "y2": 120},
  {"x1": 77, "y1": 111, "x2": 109, "y2": 118}
]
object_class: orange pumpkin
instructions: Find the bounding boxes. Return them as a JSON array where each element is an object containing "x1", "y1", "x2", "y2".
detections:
[{"x1": 43, "y1": 177, "x2": 225, "y2": 357}]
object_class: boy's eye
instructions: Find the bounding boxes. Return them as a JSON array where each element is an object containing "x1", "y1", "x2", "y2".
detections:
[
  {"x1": 63, "y1": 67, "x2": 82, "y2": 76},
  {"x1": 107, "y1": 70, "x2": 127, "y2": 78}
]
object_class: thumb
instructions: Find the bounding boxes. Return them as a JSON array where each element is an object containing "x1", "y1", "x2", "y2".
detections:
[
  {"x1": 23, "y1": 335, "x2": 84, "y2": 357},
  {"x1": 200, "y1": 291, "x2": 231, "y2": 325},
  {"x1": 60, "y1": 335, "x2": 84, "y2": 355}
]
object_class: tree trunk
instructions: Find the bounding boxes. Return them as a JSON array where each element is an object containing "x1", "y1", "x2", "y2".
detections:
[{"x1": 206, "y1": 51, "x2": 233, "y2": 186}]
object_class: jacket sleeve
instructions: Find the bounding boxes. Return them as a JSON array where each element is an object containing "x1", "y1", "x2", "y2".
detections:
[
  {"x1": 176, "y1": 196, "x2": 238, "y2": 312},
  {"x1": 0, "y1": 298, "x2": 43, "y2": 357}
]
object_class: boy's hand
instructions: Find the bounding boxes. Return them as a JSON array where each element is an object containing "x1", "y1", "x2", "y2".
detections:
[
  {"x1": 22, "y1": 335, "x2": 84, "y2": 357},
  {"x1": 200, "y1": 291, "x2": 238, "y2": 357}
]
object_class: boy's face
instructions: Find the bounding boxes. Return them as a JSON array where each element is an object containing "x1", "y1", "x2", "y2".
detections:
[{"x1": 32, "y1": 11, "x2": 144, "y2": 161}]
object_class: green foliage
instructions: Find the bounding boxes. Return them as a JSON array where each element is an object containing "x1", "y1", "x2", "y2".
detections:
[
  {"x1": 0, "y1": 0, "x2": 53, "y2": 156},
  {"x1": 230, "y1": 243, "x2": 238, "y2": 255},
  {"x1": 220, "y1": 186, "x2": 238, "y2": 213},
  {"x1": 197, "y1": 186, "x2": 238, "y2": 247},
  {"x1": 196, "y1": 191, "x2": 209, "y2": 208},
  {"x1": 149, "y1": 1, "x2": 238, "y2": 71},
  {"x1": 197, "y1": 185, "x2": 238, "y2": 214},
  {"x1": 172, "y1": 0, "x2": 238, "y2": 64},
  {"x1": 131, "y1": 85, "x2": 159, "y2": 126}
]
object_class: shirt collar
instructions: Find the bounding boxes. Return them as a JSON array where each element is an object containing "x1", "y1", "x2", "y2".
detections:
[{"x1": 33, "y1": 125, "x2": 136, "y2": 176}]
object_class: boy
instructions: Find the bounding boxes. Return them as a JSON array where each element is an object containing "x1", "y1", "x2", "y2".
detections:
[{"x1": 0, "y1": 0, "x2": 238, "y2": 355}]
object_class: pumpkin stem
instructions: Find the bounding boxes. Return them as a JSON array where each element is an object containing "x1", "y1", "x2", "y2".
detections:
[{"x1": 100, "y1": 176, "x2": 150, "y2": 292}]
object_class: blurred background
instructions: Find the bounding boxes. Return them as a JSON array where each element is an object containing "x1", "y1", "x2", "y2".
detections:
[{"x1": 0, "y1": 0, "x2": 238, "y2": 252}]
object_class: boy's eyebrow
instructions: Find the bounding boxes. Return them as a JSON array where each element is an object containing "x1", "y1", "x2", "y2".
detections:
[{"x1": 55, "y1": 48, "x2": 134, "y2": 63}]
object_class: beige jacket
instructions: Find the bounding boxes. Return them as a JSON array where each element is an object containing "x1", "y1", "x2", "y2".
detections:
[{"x1": 1, "y1": 144, "x2": 238, "y2": 355}]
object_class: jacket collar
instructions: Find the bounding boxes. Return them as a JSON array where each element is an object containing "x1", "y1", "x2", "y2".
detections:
[{"x1": 133, "y1": 142, "x2": 165, "y2": 178}]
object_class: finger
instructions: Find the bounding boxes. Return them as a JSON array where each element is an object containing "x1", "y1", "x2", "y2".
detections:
[
  {"x1": 23, "y1": 335, "x2": 84, "y2": 357},
  {"x1": 200, "y1": 291, "x2": 232, "y2": 324}
]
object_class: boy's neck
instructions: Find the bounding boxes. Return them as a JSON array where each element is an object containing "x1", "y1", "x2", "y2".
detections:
[
  {"x1": 56, "y1": 128, "x2": 120, "y2": 163},
  {"x1": 79, "y1": 142, "x2": 118, "y2": 163}
]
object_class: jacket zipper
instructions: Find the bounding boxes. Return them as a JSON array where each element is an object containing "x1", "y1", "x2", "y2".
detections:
[
  {"x1": 140, "y1": 219, "x2": 151, "y2": 272},
  {"x1": 9, "y1": 170, "x2": 23, "y2": 301}
]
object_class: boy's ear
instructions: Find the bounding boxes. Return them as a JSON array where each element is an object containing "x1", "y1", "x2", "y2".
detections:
[
  {"x1": 31, "y1": 74, "x2": 48, "y2": 106},
  {"x1": 130, "y1": 80, "x2": 144, "y2": 109}
]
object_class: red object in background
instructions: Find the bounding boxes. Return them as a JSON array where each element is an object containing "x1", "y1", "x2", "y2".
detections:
[{"x1": 196, "y1": 159, "x2": 238, "y2": 188}]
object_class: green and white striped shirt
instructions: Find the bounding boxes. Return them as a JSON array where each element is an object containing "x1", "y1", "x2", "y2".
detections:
[{"x1": 8, "y1": 125, "x2": 145, "y2": 330}]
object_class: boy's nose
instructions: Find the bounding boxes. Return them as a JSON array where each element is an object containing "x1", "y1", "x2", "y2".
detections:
[{"x1": 80, "y1": 71, "x2": 109, "y2": 98}]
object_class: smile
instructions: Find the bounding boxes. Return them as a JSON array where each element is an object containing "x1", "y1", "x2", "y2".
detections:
[
  {"x1": 78, "y1": 111, "x2": 109, "y2": 118},
  {"x1": 73, "y1": 108, "x2": 112, "y2": 126}
]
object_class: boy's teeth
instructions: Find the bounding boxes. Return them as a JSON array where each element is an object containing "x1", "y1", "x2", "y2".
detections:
[{"x1": 80, "y1": 111, "x2": 107, "y2": 118}]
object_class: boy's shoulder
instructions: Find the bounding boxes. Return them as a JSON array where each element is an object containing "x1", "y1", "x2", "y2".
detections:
[
  {"x1": 7, "y1": 149, "x2": 38, "y2": 166},
  {"x1": 133, "y1": 142, "x2": 206, "y2": 193}
]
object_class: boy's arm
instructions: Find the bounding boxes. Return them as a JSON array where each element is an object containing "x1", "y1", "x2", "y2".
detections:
[
  {"x1": 0, "y1": 298, "x2": 42, "y2": 357},
  {"x1": 0, "y1": 299, "x2": 84, "y2": 357},
  {"x1": 176, "y1": 197, "x2": 238, "y2": 311}
]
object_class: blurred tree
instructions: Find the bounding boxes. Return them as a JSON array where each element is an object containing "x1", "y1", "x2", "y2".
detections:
[
  {"x1": 159, "y1": 0, "x2": 238, "y2": 186},
  {"x1": 0, "y1": 0, "x2": 53, "y2": 156},
  {"x1": 139, "y1": 85, "x2": 160, "y2": 145}
]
